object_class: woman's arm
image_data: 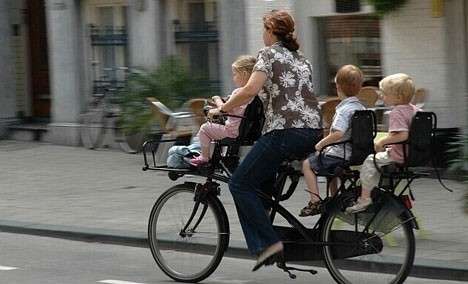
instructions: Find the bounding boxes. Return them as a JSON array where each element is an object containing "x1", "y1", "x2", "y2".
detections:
[{"x1": 221, "y1": 71, "x2": 267, "y2": 112}]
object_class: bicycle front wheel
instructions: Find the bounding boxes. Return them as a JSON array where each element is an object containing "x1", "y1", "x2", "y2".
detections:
[
  {"x1": 322, "y1": 208, "x2": 415, "y2": 284},
  {"x1": 148, "y1": 183, "x2": 229, "y2": 283}
]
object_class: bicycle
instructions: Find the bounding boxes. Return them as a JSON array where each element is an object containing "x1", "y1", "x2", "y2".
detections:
[
  {"x1": 142, "y1": 109, "x2": 437, "y2": 283},
  {"x1": 80, "y1": 67, "x2": 144, "y2": 153}
]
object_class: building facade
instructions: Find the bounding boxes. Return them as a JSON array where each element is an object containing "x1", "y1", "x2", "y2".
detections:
[
  {"x1": 0, "y1": 0, "x2": 465, "y2": 146},
  {"x1": 294, "y1": 0, "x2": 468, "y2": 129}
]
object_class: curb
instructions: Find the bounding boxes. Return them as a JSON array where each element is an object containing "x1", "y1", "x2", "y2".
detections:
[{"x1": 0, "y1": 220, "x2": 466, "y2": 281}]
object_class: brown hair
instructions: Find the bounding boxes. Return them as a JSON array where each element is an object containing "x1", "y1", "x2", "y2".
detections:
[
  {"x1": 335, "y1": 65, "x2": 364, "y2": 97},
  {"x1": 263, "y1": 10, "x2": 299, "y2": 51},
  {"x1": 232, "y1": 55, "x2": 256, "y2": 75}
]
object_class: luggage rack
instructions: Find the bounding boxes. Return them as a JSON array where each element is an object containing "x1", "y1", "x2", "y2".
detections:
[{"x1": 142, "y1": 139, "x2": 231, "y2": 183}]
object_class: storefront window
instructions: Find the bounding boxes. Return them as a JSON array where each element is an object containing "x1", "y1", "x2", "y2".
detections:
[{"x1": 318, "y1": 15, "x2": 381, "y2": 97}]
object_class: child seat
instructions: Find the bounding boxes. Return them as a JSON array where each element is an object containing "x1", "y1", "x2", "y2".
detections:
[
  {"x1": 317, "y1": 110, "x2": 378, "y2": 175},
  {"x1": 377, "y1": 112, "x2": 439, "y2": 190},
  {"x1": 218, "y1": 96, "x2": 265, "y2": 147},
  {"x1": 215, "y1": 96, "x2": 265, "y2": 172}
]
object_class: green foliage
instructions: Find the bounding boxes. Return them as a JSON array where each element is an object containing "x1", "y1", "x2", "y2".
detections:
[
  {"x1": 447, "y1": 133, "x2": 468, "y2": 213},
  {"x1": 117, "y1": 57, "x2": 208, "y2": 134},
  {"x1": 367, "y1": 0, "x2": 408, "y2": 16}
]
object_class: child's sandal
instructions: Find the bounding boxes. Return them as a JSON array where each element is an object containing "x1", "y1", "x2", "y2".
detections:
[{"x1": 299, "y1": 200, "x2": 322, "y2": 217}]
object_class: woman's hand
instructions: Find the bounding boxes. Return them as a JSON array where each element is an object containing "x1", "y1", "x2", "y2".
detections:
[
  {"x1": 314, "y1": 142, "x2": 323, "y2": 152},
  {"x1": 207, "y1": 108, "x2": 223, "y2": 119}
]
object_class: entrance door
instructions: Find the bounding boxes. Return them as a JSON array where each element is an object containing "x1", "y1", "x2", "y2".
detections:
[{"x1": 27, "y1": 0, "x2": 50, "y2": 118}]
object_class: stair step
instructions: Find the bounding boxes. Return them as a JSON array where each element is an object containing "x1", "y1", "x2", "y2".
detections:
[{"x1": 8, "y1": 123, "x2": 48, "y2": 142}]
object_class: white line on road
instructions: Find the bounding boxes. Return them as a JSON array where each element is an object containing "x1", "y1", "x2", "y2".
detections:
[
  {"x1": 0, "y1": 265, "x2": 18, "y2": 271},
  {"x1": 98, "y1": 280, "x2": 145, "y2": 284}
]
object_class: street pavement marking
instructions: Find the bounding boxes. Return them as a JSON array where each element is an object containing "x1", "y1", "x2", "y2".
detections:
[
  {"x1": 98, "y1": 280, "x2": 145, "y2": 284},
  {"x1": 210, "y1": 278, "x2": 252, "y2": 284},
  {"x1": 0, "y1": 265, "x2": 18, "y2": 271}
]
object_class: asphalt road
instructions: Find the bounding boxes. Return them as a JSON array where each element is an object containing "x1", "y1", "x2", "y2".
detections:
[{"x1": 0, "y1": 232, "x2": 466, "y2": 284}]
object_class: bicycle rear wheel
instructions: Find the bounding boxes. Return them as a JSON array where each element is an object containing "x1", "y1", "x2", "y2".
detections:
[
  {"x1": 148, "y1": 183, "x2": 229, "y2": 283},
  {"x1": 322, "y1": 207, "x2": 415, "y2": 284},
  {"x1": 80, "y1": 104, "x2": 105, "y2": 149}
]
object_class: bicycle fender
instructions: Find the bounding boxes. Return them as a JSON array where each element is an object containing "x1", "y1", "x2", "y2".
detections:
[
  {"x1": 210, "y1": 195, "x2": 230, "y2": 251},
  {"x1": 377, "y1": 192, "x2": 419, "y2": 230},
  {"x1": 184, "y1": 181, "x2": 231, "y2": 251}
]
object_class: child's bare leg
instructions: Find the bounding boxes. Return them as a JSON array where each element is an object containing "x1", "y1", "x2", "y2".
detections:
[
  {"x1": 328, "y1": 177, "x2": 338, "y2": 196},
  {"x1": 302, "y1": 159, "x2": 320, "y2": 202},
  {"x1": 360, "y1": 187, "x2": 371, "y2": 199}
]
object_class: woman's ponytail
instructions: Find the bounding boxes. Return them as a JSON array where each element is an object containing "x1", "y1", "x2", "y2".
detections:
[{"x1": 278, "y1": 32, "x2": 299, "y2": 52}]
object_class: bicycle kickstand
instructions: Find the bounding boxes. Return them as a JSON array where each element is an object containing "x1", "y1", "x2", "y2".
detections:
[{"x1": 276, "y1": 261, "x2": 317, "y2": 279}]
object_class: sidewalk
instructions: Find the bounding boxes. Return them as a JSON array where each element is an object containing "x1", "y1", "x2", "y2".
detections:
[{"x1": 0, "y1": 140, "x2": 467, "y2": 280}]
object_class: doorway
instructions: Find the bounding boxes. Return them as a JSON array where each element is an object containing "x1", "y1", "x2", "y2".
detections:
[{"x1": 27, "y1": 0, "x2": 50, "y2": 118}]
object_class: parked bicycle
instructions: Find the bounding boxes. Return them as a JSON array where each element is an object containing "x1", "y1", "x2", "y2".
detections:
[
  {"x1": 80, "y1": 67, "x2": 144, "y2": 153},
  {"x1": 142, "y1": 107, "x2": 439, "y2": 284}
]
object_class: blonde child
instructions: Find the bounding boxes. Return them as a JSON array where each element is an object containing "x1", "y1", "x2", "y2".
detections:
[
  {"x1": 189, "y1": 55, "x2": 256, "y2": 166},
  {"x1": 300, "y1": 65, "x2": 366, "y2": 216},
  {"x1": 346, "y1": 73, "x2": 421, "y2": 213}
]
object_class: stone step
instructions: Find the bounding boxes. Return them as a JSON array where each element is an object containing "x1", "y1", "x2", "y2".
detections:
[{"x1": 8, "y1": 123, "x2": 49, "y2": 142}]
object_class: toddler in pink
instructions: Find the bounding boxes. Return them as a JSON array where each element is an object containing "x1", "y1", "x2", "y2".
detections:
[{"x1": 190, "y1": 55, "x2": 256, "y2": 166}]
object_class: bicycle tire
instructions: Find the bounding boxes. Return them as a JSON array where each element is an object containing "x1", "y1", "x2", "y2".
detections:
[
  {"x1": 80, "y1": 105, "x2": 105, "y2": 149},
  {"x1": 322, "y1": 208, "x2": 415, "y2": 284},
  {"x1": 148, "y1": 183, "x2": 229, "y2": 283}
]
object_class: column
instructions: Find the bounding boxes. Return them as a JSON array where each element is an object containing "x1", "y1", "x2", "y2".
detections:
[
  {"x1": 0, "y1": 0, "x2": 18, "y2": 137},
  {"x1": 128, "y1": 0, "x2": 161, "y2": 69},
  {"x1": 45, "y1": 0, "x2": 83, "y2": 145},
  {"x1": 218, "y1": 0, "x2": 247, "y2": 95}
]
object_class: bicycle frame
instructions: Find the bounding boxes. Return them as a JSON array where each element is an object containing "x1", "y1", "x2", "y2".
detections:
[{"x1": 143, "y1": 134, "x2": 418, "y2": 243}]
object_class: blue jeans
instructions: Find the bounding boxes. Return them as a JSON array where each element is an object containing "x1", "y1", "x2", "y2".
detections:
[{"x1": 228, "y1": 128, "x2": 322, "y2": 255}]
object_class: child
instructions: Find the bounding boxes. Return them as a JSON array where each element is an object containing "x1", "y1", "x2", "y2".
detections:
[
  {"x1": 189, "y1": 55, "x2": 256, "y2": 166},
  {"x1": 300, "y1": 65, "x2": 366, "y2": 217},
  {"x1": 346, "y1": 73, "x2": 420, "y2": 214}
]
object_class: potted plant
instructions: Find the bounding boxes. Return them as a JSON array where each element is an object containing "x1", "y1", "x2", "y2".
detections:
[
  {"x1": 448, "y1": 133, "x2": 468, "y2": 213},
  {"x1": 367, "y1": 0, "x2": 408, "y2": 16},
  {"x1": 117, "y1": 56, "x2": 208, "y2": 137}
]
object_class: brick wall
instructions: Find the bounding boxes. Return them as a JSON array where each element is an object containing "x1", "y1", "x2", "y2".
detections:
[{"x1": 381, "y1": 0, "x2": 459, "y2": 128}]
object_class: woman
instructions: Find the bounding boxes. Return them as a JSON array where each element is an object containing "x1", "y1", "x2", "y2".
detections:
[{"x1": 209, "y1": 10, "x2": 322, "y2": 271}]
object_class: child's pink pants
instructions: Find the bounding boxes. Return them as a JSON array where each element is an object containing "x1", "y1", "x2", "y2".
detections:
[{"x1": 198, "y1": 122, "x2": 238, "y2": 159}]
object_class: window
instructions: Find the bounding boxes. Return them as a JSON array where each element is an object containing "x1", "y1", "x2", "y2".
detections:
[
  {"x1": 318, "y1": 15, "x2": 381, "y2": 97},
  {"x1": 90, "y1": 5, "x2": 128, "y2": 84}
]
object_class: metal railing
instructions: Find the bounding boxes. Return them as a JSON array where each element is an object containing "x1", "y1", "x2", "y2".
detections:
[
  {"x1": 90, "y1": 25, "x2": 128, "y2": 46},
  {"x1": 174, "y1": 21, "x2": 218, "y2": 43}
]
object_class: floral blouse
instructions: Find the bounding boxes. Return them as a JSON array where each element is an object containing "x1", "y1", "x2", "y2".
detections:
[{"x1": 253, "y1": 42, "x2": 322, "y2": 134}]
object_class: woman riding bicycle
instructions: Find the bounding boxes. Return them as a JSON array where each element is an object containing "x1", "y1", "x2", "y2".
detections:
[{"x1": 208, "y1": 10, "x2": 322, "y2": 271}]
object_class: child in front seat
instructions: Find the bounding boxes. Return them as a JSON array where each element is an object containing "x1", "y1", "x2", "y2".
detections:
[{"x1": 189, "y1": 55, "x2": 256, "y2": 166}]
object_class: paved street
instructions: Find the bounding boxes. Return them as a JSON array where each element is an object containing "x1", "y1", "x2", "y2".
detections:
[
  {"x1": 0, "y1": 232, "x2": 467, "y2": 284},
  {"x1": 0, "y1": 140, "x2": 467, "y2": 281}
]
